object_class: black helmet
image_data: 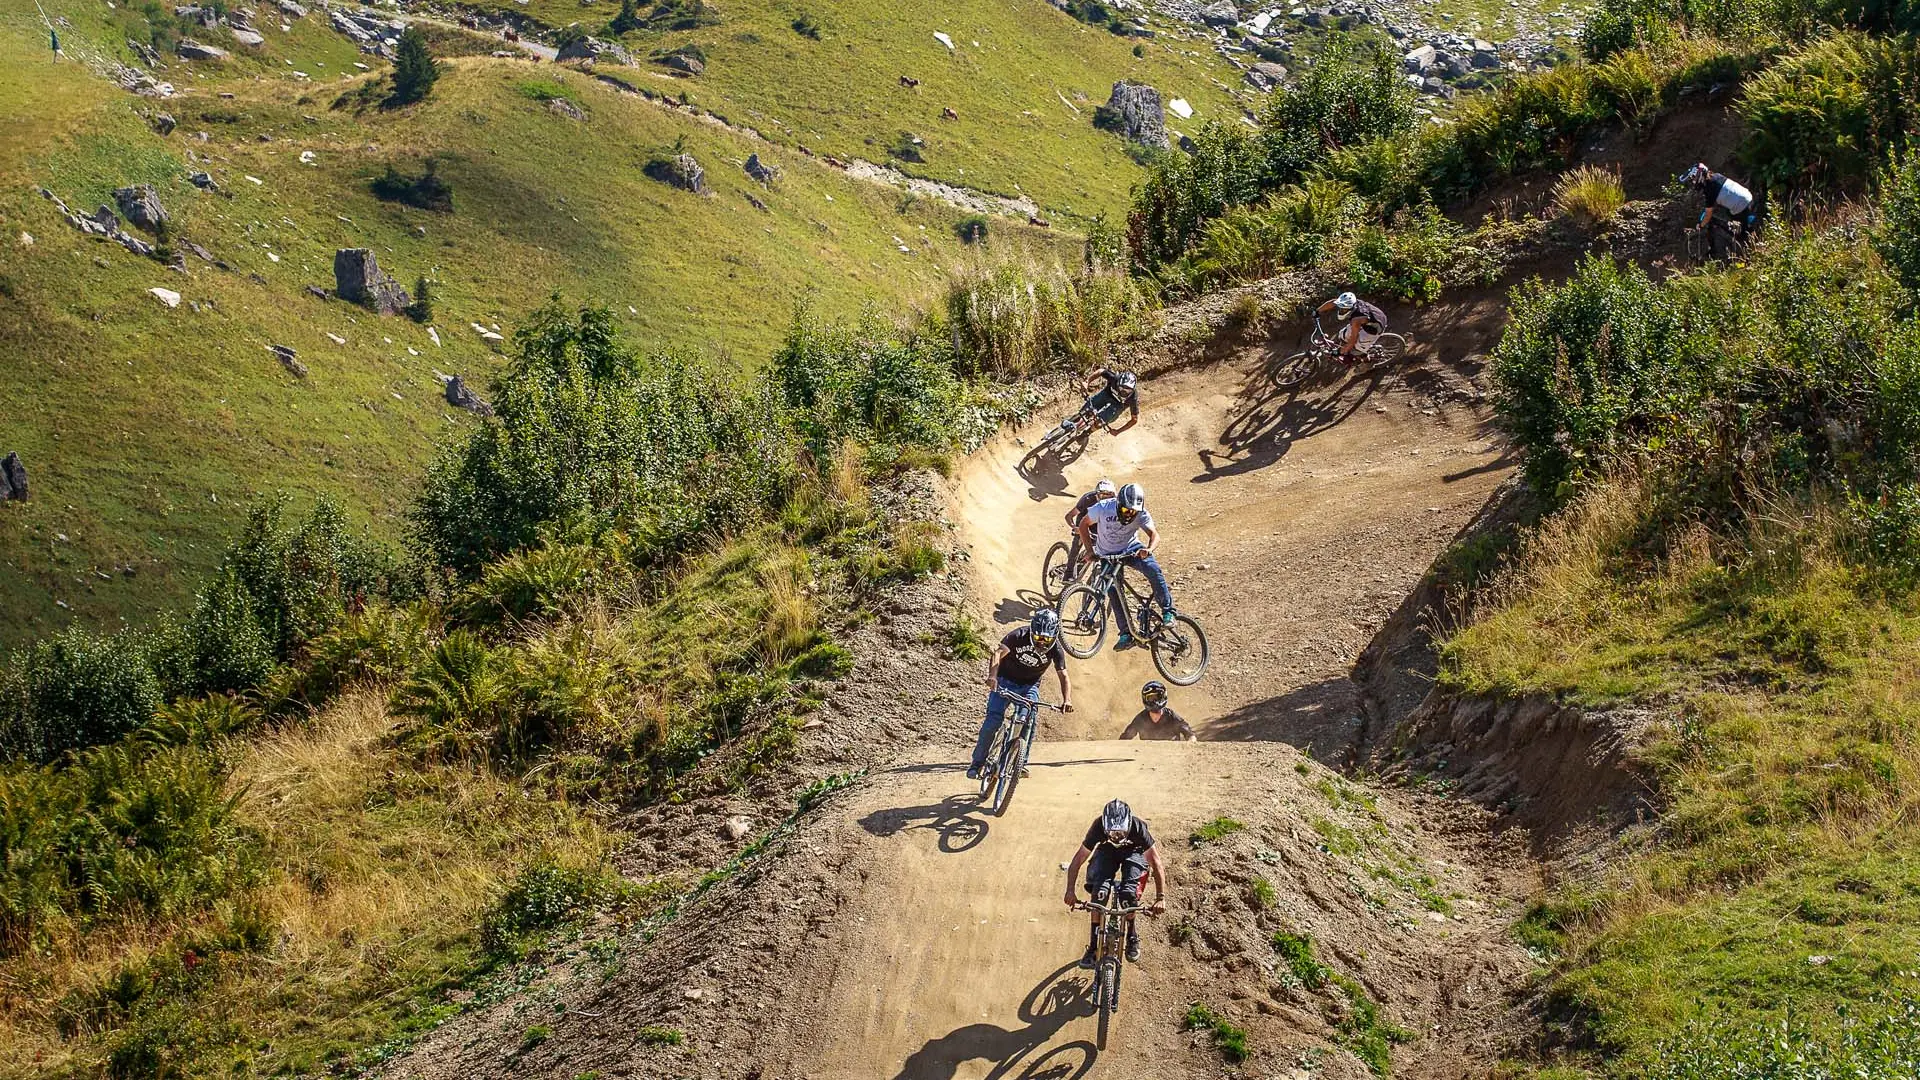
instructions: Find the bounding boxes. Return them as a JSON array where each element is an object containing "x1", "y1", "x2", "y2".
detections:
[
  {"x1": 1142, "y1": 680, "x2": 1168, "y2": 709},
  {"x1": 1101, "y1": 799, "x2": 1133, "y2": 840},
  {"x1": 1029, "y1": 607, "x2": 1061, "y2": 645},
  {"x1": 1116, "y1": 482, "x2": 1145, "y2": 522}
]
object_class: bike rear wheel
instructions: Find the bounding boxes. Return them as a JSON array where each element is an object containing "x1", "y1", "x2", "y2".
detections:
[
  {"x1": 1273, "y1": 349, "x2": 1323, "y2": 390},
  {"x1": 1150, "y1": 613, "x2": 1211, "y2": 686},
  {"x1": 1057, "y1": 583, "x2": 1110, "y2": 660},
  {"x1": 991, "y1": 734, "x2": 1025, "y2": 816},
  {"x1": 1361, "y1": 333, "x2": 1408, "y2": 373},
  {"x1": 1041, "y1": 540, "x2": 1075, "y2": 603}
]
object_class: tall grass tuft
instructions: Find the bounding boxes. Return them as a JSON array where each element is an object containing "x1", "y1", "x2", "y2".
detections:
[
  {"x1": 1553, "y1": 164, "x2": 1627, "y2": 228},
  {"x1": 941, "y1": 259, "x2": 1148, "y2": 378}
]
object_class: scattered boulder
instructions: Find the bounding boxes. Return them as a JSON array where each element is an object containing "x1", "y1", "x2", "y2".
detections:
[
  {"x1": 277, "y1": 0, "x2": 307, "y2": 16},
  {"x1": 1199, "y1": 1, "x2": 1238, "y2": 27},
  {"x1": 1404, "y1": 43, "x2": 1435, "y2": 72},
  {"x1": 1471, "y1": 40, "x2": 1502, "y2": 69},
  {"x1": 149, "y1": 286, "x2": 182, "y2": 308},
  {"x1": 230, "y1": 26, "x2": 265, "y2": 46},
  {"x1": 113, "y1": 185, "x2": 169, "y2": 233},
  {"x1": 441, "y1": 374, "x2": 494, "y2": 416},
  {"x1": 268, "y1": 344, "x2": 307, "y2": 378},
  {"x1": 128, "y1": 38, "x2": 162, "y2": 66},
  {"x1": 175, "y1": 38, "x2": 228, "y2": 60},
  {"x1": 657, "y1": 51, "x2": 703, "y2": 75},
  {"x1": 646, "y1": 153, "x2": 709, "y2": 194},
  {"x1": 555, "y1": 35, "x2": 631, "y2": 65},
  {"x1": 332, "y1": 248, "x2": 411, "y2": 315},
  {"x1": 151, "y1": 112, "x2": 176, "y2": 135},
  {"x1": 547, "y1": 96, "x2": 586, "y2": 120},
  {"x1": 743, "y1": 152, "x2": 778, "y2": 183},
  {"x1": 304, "y1": 284, "x2": 330, "y2": 301},
  {"x1": 1244, "y1": 62, "x2": 1288, "y2": 91},
  {"x1": 1095, "y1": 81, "x2": 1169, "y2": 150},
  {"x1": 0, "y1": 453, "x2": 27, "y2": 502}
]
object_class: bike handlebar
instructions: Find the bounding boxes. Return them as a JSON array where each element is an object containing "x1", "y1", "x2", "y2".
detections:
[
  {"x1": 1004, "y1": 694, "x2": 1065, "y2": 712},
  {"x1": 1073, "y1": 900, "x2": 1160, "y2": 916}
]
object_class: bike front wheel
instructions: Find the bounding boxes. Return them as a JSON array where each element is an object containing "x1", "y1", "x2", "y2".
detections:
[
  {"x1": 1151, "y1": 613, "x2": 1211, "y2": 686},
  {"x1": 1057, "y1": 583, "x2": 1110, "y2": 660},
  {"x1": 1096, "y1": 957, "x2": 1117, "y2": 1049},
  {"x1": 991, "y1": 735, "x2": 1025, "y2": 817},
  {"x1": 1041, "y1": 540, "x2": 1075, "y2": 603},
  {"x1": 1273, "y1": 349, "x2": 1324, "y2": 390}
]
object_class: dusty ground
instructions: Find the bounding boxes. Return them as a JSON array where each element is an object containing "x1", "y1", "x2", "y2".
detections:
[{"x1": 380, "y1": 297, "x2": 1541, "y2": 1080}]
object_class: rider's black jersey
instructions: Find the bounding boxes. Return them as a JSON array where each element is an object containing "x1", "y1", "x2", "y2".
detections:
[
  {"x1": 1068, "y1": 490, "x2": 1110, "y2": 524},
  {"x1": 1083, "y1": 815, "x2": 1155, "y2": 855},
  {"x1": 1120, "y1": 707, "x2": 1195, "y2": 741},
  {"x1": 1335, "y1": 299, "x2": 1389, "y2": 330},
  {"x1": 995, "y1": 626, "x2": 1064, "y2": 686}
]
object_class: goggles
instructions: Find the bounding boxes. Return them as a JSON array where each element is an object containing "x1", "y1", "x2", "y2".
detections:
[
  {"x1": 1032, "y1": 632, "x2": 1055, "y2": 648},
  {"x1": 1106, "y1": 828, "x2": 1128, "y2": 844}
]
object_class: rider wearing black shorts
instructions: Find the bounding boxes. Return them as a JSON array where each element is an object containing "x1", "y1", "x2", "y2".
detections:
[
  {"x1": 1084, "y1": 367, "x2": 1140, "y2": 434},
  {"x1": 1064, "y1": 799, "x2": 1166, "y2": 966},
  {"x1": 1316, "y1": 292, "x2": 1388, "y2": 361}
]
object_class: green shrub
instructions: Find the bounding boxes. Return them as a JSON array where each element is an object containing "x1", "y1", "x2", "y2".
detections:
[
  {"x1": 1737, "y1": 32, "x2": 1920, "y2": 194},
  {"x1": 284, "y1": 603, "x2": 433, "y2": 707},
  {"x1": 1183, "y1": 1002, "x2": 1250, "y2": 1063},
  {"x1": 413, "y1": 302, "x2": 799, "y2": 576},
  {"x1": 0, "y1": 627, "x2": 164, "y2": 762},
  {"x1": 1554, "y1": 164, "x2": 1628, "y2": 227},
  {"x1": 1875, "y1": 153, "x2": 1920, "y2": 305},
  {"x1": 1345, "y1": 204, "x2": 1471, "y2": 304},
  {"x1": 408, "y1": 275, "x2": 434, "y2": 323},
  {"x1": 0, "y1": 742, "x2": 262, "y2": 953},
  {"x1": 944, "y1": 615, "x2": 986, "y2": 660},
  {"x1": 771, "y1": 308, "x2": 962, "y2": 455},
  {"x1": 1273, "y1": 930, "x2": 1330, "y2": 987},
  {"x1": 1646, "y1": 996, "x2": 1920, "y2": 1078},
  {"x1": 176, "y1": 568, "x2": 278, "y2": 697},
  {"x1": 954, "y1": 214, "x2": 989, "y2": 244},
  {"x1": 220, "y1": 495, "x2": 393, "y2": 661},
  {"x1": 451, "y1": 541, "x2": 625, "y2": 628},
  {"x1": 390, "y1": 631, "x2": 509, "y2": 761},
  {"x1": 941, "y1": 261, "x2": 1147, "y2": 377},
  {"x1": 1190, "y1": 816, "x2": 1244, "y2": 845},
  {"x1": 480, "y1": 857, "x2": 625, "y2": 957}
]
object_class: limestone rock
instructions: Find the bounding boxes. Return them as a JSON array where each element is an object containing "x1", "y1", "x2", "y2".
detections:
[
  {"x1": 1244, "y1": 62, "x2": 1288, "y2": 91},
  {"x1": 555, "y1": 35, "x2": 632, "y2": 65},
  {"x1": 151, "y1": 112, "x2": 177, "y2": 135},
  {"x1": 277, "y1": 0, "x2": 307, "y2": 16},
  {"x1": 230, "y1": 26, "x2": 265, "y2": 46},
  {"x1": 547, "y1": 96, "x2": 585, "y2": 120},
  {"x1": 744, "y1": 152, "x2": 778, "y2": 183},
  {"x1": 1199, "y1": 1, "x2": 1238, "y2": 27},
  {"x1": 647, "y1": 153, "x2": 709, "y2": 194},
  {"x1": 175, "y1": 38, "x2": 228, "y2": 60},
  {"x1": 1404, "y1": 43, "x2": 1435, "y2": 72},
  {"x1": 149, "y1": 286, "x2": 181, "y2": 308},
  {"x1": 1, "y1": 453, "x2": 27, "y2": 502},
  {"x1": 268, "y1": 344, "x2": 307, "y2": 378},
  {"x1": 657, "y1": 51, "x2": 704, "y2": 75},
  {"x1": 113, "y1": 184, "x2": 169, "y2": 233},
  {"x1": 332, "y1": 248, "x2": 411, "y2": 315},
  {"x1": 1096, "y1": 81, "x2": 1169, "y2": 150},
  {"x1": 442, "y1": 374, "x2": 494, "y2": 415}
]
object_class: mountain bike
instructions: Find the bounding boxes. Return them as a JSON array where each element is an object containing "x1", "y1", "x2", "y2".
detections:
[
  {"x1": 977, "y1": 692, "x2": 1062, "y2": 817},
  {"x1": 1075, "y1": 894, "x2": 1158, "y2": 1048},
  {"x1": 1032, "y1": 400, "x2": 1102, "y2": 459},
  {"x1": 1272, "y1": 322, "x2": 1408, "y2": 390},
  {"x1": 1040, "y1": 534, "x2": 1087, "y2": 603},
  {"x1": 1685, "y1": 216, "x2": 1751, "y2": 264},
  {"x1": 1057, "y1": 554, "x2": 1210, "y2": 685}
]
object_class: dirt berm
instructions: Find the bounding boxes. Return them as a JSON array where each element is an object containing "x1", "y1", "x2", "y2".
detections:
[{"x1": 378, "y1": 288, "x2": 1573, "y2": 1079}]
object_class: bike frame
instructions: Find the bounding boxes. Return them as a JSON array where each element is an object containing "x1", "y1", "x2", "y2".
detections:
[{"x1": 1083, "y1": 554, "x2": 1156, "y2": 640}]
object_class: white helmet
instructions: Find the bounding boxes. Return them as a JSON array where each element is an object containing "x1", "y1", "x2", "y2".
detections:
[
  {"x1": 1334, "y1": 291, "x2": 1358, "y2": 312},
  {"x1": 1094, "y1": 478, "x2": 1117, "y2": 496}
]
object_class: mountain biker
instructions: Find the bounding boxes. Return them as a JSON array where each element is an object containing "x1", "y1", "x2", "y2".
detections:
[
  {"x1": 1314, "y1": 292, "x2": 1389, "y2": 363},
  {"x1": 1064, "y1": 799, "x2": 1166, "y2": 966},
  {"x1": 968, "y1": 608, "x2": 1075, "y2": 781},
  {"x1": 1082, "y1": 367, "x2": 1141, "y2": 436},
  {"x1": 1684, "y1": 162, "x2": 1757, "y2": 258},
  {"x1": 1119, "y1": 681, "x2": 1196, "y2": 741},
  {"x1": 1059, "y1": 478, "x2": 1117, "y2": 578},
  {"x1": 1074, "y1": 482, "x2": 1176, "y2": 649}
]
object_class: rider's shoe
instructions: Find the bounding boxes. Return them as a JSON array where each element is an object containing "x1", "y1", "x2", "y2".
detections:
[
  {"x1": 1161, "y1": 609, "x2": 1178, "y2": 628},
  {"x1": 965, "y1": 765, "x2": 981, "y2": 781},
  {"x1": 1078, "y1": 943, "x2": 1098, "y2": 970},
  {"x1": 1125, "y1": 929, "x2": 1142, "y2": 963},
  {"x1": 1020, "y1": 766, "x2": 1030, "y2": 779},
  {"x1": 1115, "y1": 633, "x2": 1135, "y2": 651}
]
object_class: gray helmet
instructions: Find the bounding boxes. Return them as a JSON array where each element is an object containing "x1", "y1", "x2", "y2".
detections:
[
  {"x1": 1029, "y1": 607, "x2": 1061, "y2": 644},
  {"x1": 1142, "y1": 680, "x2": 1168, "y2": 709},
  {"x1": 1117, "y1": 371, "x2": 1138, "y2": 394},
  {"x1": 1101, "y1": 799, "x2": 1134, "y2": 839},
  {"x1": 1094, "y1": 477, "x2": 1117, "y2": 496},
  {"x1": 1116, "y1": 482, "x2": 1145, "y2": 522}
]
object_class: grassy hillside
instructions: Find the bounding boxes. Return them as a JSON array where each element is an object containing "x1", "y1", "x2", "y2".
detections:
[
  {"x1": 0, "y1": 0, "x2": 1103, "y2": 644},
  {"x1": 458, "y1": 0, "x2": 1246, "y2": 216}
]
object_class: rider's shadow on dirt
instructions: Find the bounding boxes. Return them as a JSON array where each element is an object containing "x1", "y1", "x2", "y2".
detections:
[
  {"x1": 1194, "y1": 368, "x2": 1387, "y2": 484},
  {"x1": 993, "y1": 590, "x2": 1049, "y2": 627},
  {"x1": 1016, "y1": 436, "x2": 1090, "y2": 502},
  {"x1": 858, "y1": 794, "x2": 992, "y2": 855},
  {"x1": 891, "y1": 962, "x2": 1098, "y2": 1080}
]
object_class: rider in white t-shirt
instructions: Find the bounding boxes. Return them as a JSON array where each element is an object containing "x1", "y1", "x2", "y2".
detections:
[{"x1": 1075, "y1": 482, "x2": 1177, "y2": 649}]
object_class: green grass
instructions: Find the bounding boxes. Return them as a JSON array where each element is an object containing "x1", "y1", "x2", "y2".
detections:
[
  {"x1": 1183, "y1": 1002, "x2": 1250, "y2": 1063},
  {"x1": 1271, "y1": 931, "x2": 1409, "y2": 1075},
  {"x1": 446, "y1": 0, "x2": 1245, "y2": 218},
  {"x1": 637, "y1": 1025, "x2": 685, "y2": 1046},
  {"x1": 1189, "y1": 816, "x2": 1244, "y2": 845},
  {"x1": 1441, "y1": 480, "x2": 1920, "y2": 1072},
  {"x1": 0, "y1": 11, "x2": 1079, "y2": 644},
  {"x1": 943, "y1": 613, "x2": 986, "y2": 660}
]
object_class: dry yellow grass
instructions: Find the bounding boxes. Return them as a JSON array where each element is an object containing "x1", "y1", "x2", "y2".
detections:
[{"x1": 1553, "y1": 164, "x2": 1628, "y2": 229}]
